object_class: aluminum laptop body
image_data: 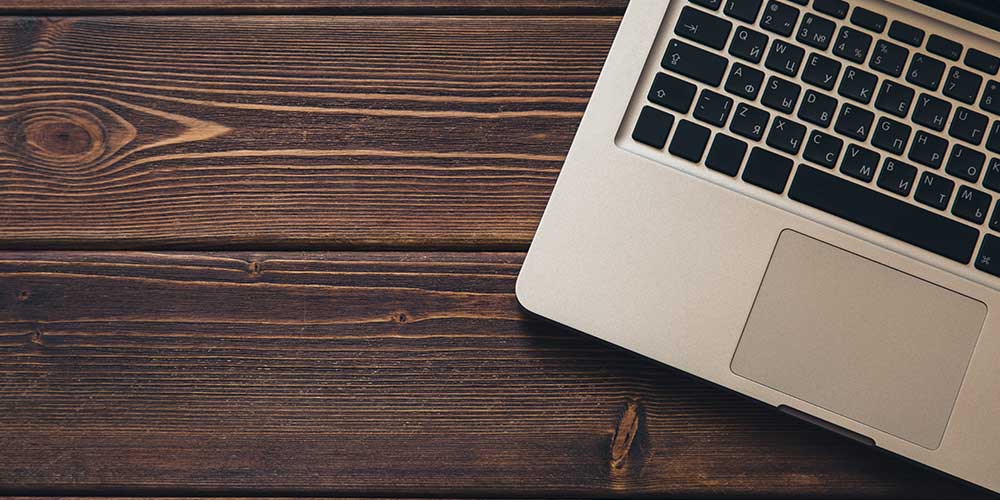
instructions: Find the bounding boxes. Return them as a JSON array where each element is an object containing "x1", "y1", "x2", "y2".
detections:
[{"x1": 517, "y1": 0, "x2": 1000, "y2": 493}]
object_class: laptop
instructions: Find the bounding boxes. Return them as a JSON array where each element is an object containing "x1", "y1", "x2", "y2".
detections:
[{"x1": 517, "y1": 0, "x2": 1000, "y2": 493}]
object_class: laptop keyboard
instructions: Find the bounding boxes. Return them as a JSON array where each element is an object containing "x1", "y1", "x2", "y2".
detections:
[{"x1": 630, "y1": 0, "x2": 1000, "y2": 278}]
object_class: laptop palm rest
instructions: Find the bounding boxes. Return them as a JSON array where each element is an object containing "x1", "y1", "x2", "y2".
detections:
[{"x1": 732, "y1": 230, "x2": 987, "y2": 449}]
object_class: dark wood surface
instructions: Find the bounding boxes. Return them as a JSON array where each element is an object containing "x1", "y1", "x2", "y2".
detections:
[
  {"x1": 0, "y1": 15, "x2": 618, "y2": 250},
  {"x1": 0, "y1": 2, "x2": 992, "y2": 499},
  {"x1": 0, "y1": 1, "x2": 627, "y2": 14},
  {"x1": 0, "y1": 252, "x2": 991, "y2": 499}
]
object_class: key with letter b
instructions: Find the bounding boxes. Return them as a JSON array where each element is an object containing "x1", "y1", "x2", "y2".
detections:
[{"x1": 878, "y1": 158, "x2": 917, "y2": 196}]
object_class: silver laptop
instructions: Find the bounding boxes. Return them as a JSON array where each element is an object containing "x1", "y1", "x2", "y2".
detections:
[{"x1": 517, "y1": 0, "x2": 1000, "y2": 493}]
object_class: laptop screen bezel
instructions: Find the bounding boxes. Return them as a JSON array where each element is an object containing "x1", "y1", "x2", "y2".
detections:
[{"x1": 915, "y1": 0, "x2": 1000, "y2": 33}]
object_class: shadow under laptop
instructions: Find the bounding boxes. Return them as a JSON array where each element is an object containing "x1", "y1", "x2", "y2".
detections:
[{"x1": 515, "y1": 307, "x2": 998, "y2": 499}]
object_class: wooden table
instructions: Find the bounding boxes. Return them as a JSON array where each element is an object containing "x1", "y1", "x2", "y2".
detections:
[{"x1": 0, "y1": 1, "x2": 993, "y2": 498}]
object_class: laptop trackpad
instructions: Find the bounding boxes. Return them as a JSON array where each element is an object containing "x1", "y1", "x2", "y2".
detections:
[{"x1": 732, "y1": 230, "x2": 986, "y2": 449}]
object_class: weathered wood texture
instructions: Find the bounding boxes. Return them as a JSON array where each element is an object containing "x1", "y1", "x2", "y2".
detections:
[
  {"x1": 0, "y1": 252, "x2": 990, "y2": 498},
  {"x1": 1, "y1": 3, "x2": 985, "y2": 498},
  {"x1": 0, "y1": 15, "x2": 619, "y2": 250},
  {"x1": 0, "y1": 1, "x2": 628, "y2": 14}
]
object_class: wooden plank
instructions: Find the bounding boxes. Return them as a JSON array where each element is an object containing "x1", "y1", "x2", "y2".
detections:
[
  {"x1": 4, "y1": 496, "x2": 540, "y2": 500},
  {"x1": 0, "y1": 16, "x2": 619, "y2": 250},
  {"x1": 0, "y1": 251, "x2": 990, "y2": 498},
  {"x1": 0, "y1": 1, "x2": 629, "y2": 15}
]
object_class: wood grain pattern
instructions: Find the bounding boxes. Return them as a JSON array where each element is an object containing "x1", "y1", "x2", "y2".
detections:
[
  {"x1": 0, "y1": 1, "x2": 628, "y2": 15},
  {"x1": 0, "y1": 252, "x2": 991, "y2": 498},
  {"x1": 0, "y1": 15, "x2": 618, "y2": 250},
  {"x1": 0, "y1": 4, "x2": 979, "y2": 498}
]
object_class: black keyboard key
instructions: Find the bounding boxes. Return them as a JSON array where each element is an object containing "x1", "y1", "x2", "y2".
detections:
[
  {"x1": 888, "y1": 20, "x2": 924, "y2": 47},
  {"x1": 927, "y1": 34, "x2": 962, "y2": 61},
  {"x1": 872, "y1": 117, "x2": 911, "y2": 155},
  {"x1": 798, "y1": 89, "x2": 837, "y2": 127},
  {"x1": 975, "y1": 234, "x2": 1000, "y2": 276},
  {"x1": 663, "y1": 39, "x2": 729, "y2": 87},
  {"x1": 840, "y1": 143, "x2": 880, "y2": 182},
  {"x1": 802, "y1": 53, "x2": 842, "y2": 90},
  {"x1": 981, "y1": 81, "x2": 1000, "y2": 115},
  {"x1": 945, "y1": 144, "x2": 986, "y2": 183},
  {"x1": 676, "y1": 6, "x2": 734, "y2": 50},
  {"x1": 760, "y1": 0, "x2": 800, "y2": 37},
  {"x1": 669, "y1": 119, "x2": 712, "y2": 162},
  {"x1": 833, "y1": 26, "x2": 872, "y2": 64},
  {"x1": 767, "y1": 116, "x2": 806, "y2": 154},
  {"x1": 787, "y1": 0, "x2": 806, "y2": 5},
  {"x1": 731, "y1": 103, "x2": 771, "y2": 141},
  {"x1": 869, "y1": 40, "x2": 908, "y2": 78},
  {"x1": 988, "y1": 121, "x2": 1000, "y2": 154},
  {"x1": 813, "y1": 0, "x2": 848, "y2": 19},
  {"x1": 850, "y1": 7, "x2": 886, "y2": 33},
  {"x1": 765, "y1": 40, "x2": 805, "y2": 76},
  {"x1": 633, "y1": 106, "x2": 675, "y2": 149},
  {"x1": 762, "y1": 76, "x2": 801, "y2": 114},
  {"x1": 691, "y1": 0, "x2": 722, "y2": 10},
  {"x1": 877, "y1": 158, "x2": 917, "y2": 196},
  {"x1": 725, "y1": 63, "x2": 765, "y2": 100},
  {"x1": 706, "y1": 133, "x2": 748, "y2": 176},
  {"x1": 915, "y1": 171, "x2": 955, "y2": 210},
  {"x1": 796, "y1": 13, "x2": 835, "y2": 50},
  {"x1": 730, "y1": 26, "x2": 769, "y2": 63},
  {"x1": 648, "y1": 73, "x2": 697, "y2": 113},
  {"x1": 992, "y1": 202, "x2": 1000, "y2": 232},
  {"x1": 874, "y1": 80, "x2": 915, "y2": 117},
  {"x1": 910, "y1": 131, "x2": 948, "y2": 169},
  {"x1": 944, "y1": 67, "x2": 983, "y2": 105},
  {"x1": 913, "y1": 93, "x2": 952, "y2": 132},
  {"x1": 693, "y1": 89, "x2": 734, "y2": 127},
  {"x1": 835, "y1": 103, "x2": 874, "y2": 141},
  {"x1": 985, "y1": 158, "x2": 1000, "y2": 193},
  {"x1": 907, "y1": 54, "x2": 946, "y2": 91},
  {"x1": 838, "y1": 66, "x2": 878, "y2": 104},
  {"x1": 950, "y1": 107, "x2": 989, "y2": 146},
  {"x1": 804, "y1": 130, "x2": 843, "y2": 168},
  {"x1": 953, "y1": 186, "x2": 991, "y2": 224},
  {"x1": 966, "y1": 48, "x2": 1000, "y2": 76},
  {"x1": 725, "y1": 0, "x2": 764, "y2": 23},
  {"x1": 790, "y1": 165, "x2": 979, "y2": 264},
  {"x1": 742, "y1": 147, "x2": 793, "y2": 193}
]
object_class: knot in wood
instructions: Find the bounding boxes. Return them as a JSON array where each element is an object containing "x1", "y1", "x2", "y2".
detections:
[
  {"x1": 610, "y1": 399, "x2": 641, "y2": 469},
  {"x1": 16, "y1": 106, "x2": 111, "y2": 168}
]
